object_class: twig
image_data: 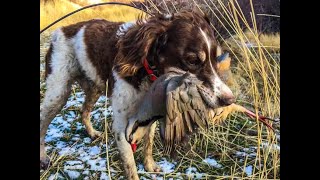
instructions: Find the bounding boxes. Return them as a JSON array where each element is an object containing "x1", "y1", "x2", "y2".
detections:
[{"x1": 105, "y1": 79, "x2": 112, "y2": 180}]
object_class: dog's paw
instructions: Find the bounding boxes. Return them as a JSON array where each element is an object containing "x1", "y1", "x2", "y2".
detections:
[
  {"x1": 144, "y1": 159, "x2": 161, "y2": 172},
  {"x1": 40, "y1": 157, "x2": 50, "y2": 169},
  {"x1": 88, "y1": 130, "x2": 102, "y2": 139}
]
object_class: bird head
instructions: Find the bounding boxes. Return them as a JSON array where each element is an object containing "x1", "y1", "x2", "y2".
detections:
[{"x1": 125, "y1": 115, "x2": 163, "y2": 152}]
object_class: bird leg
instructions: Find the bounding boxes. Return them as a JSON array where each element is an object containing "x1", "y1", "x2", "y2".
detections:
[
  {"x1": 210, "y1": 103, "x2": 277, "y2": 131},
  {"x1": 243, "y1": 108, "x2": 275, "y2": 131}
]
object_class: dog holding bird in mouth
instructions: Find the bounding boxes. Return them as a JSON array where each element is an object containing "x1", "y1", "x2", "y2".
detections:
[{"x1": 40, "y1": 9, "x2": 274, "y2": 179}]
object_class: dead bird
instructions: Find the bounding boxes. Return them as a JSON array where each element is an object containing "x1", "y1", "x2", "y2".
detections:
[{"x1": 125, "y1": 72, "x2": 275, "y2": 154}]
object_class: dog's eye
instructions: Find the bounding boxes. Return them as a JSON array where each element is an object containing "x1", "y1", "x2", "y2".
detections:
[
  {"x1": 187, "y1": 58, "x2": 197, "y2": 66},
  {"x1": 185, "y1": 53, "x2": 199, "y2": 66}
]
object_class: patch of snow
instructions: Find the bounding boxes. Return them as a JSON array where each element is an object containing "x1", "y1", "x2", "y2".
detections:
[
  {"x1": 87, "y1": 158, "x2": 106, "y2": 171},
  {"x1": 100, "y1": 172, "x2": 109, "y2": 180},
  {"x1": 203, "y1": 157, "x2": 222, "y2": 168},
  {"x1": 186, "y1": 167, "x2": 197, "y2": 175},
  {"x1": 245, "y1": 165, "x2": 253, "y2": 176},
  {"x1": 45, "y1": 146, "x2": 52, "y2": 151},
  {"x1": 83, "y1": 137, "x2": 91, "y2": 144},
  {"x1": 98, "y1": 96, "x2": 106, "y2": 102},
  {"x1": 75, "y1": 122, "x2": 84, "y2": 131},
  {"x1": 71, "y1": 136, "x2": 80, "y2": 141},
  {"x1": 45, "y1": 116, "x2": 72, "y2": 142},
  {"x1": 45, "y1": 126, "x2": 63, "y2": 142},
  {"x1": 75, "y1": 92, "x2": 84, "y2": 98},
  {"x1": 261, "y1": 142, "x2": 280, "y2": 151},
  {"x1": 64, "y1": 93, "x2": 85, "y2": 108},
  {"x1": 47, "y1": 174, "x2": 56, "y2": 180},
  {"x1": 59, "y1": 146, "x2": 76, "y2": 156},
  {"x1": 93, "y1": 113, "x2": 101, "y2": 120},
  {"x1": 235, "y1": 146, "x2": 258, "y2": 158},
  {"x1": 235, "y1": 151, "x2": 246, "y2": 157},
  {"x1": 137, "y1": 164, "x2": 145, "y2": 173},
  {"x1": 64, "y1": 161, "x2": 84, "y2": 170},
  {"x1": 65, "y1": 101, "x2": 80, "y2": 108},
  {"x1": 83, "y1": 169, "x2": 89, "y2": 175},
  {"x1": 65, "y1": 160, "x2": 83, "y2": 165},
  {"x1": 157, "y1": 158, "x2": 175, "y2": 173},
  {"x1": 185, "y1": 167, "x2": 205, "y2": 179},
  {"x1": 48, "y1": 173, "x2": 64, "y2": 180},
  {"x1": 56, "y1": 141, "x2": 67, "y2": 149},
  {"x1": 103, "y1": 107, "x2": 113, "y2": 116},
  {"x1": 65, "y1": 111, "x2": 77, "y2": 122},
  {"x1": 195, "y1": 173, "x2": 205, "y2": 179},
  {"x1": 88, "y1": 146, "x2": 100, "y2": 156},
  {"x1": 64, "y1": 169, "x2": 80, "y2": 179},
  {"x1": 235, "y1": 151, "x2": 256, "y2": 158},
  {"x1": 79, "y1": 150, "x2": 92, "y2": 161}
]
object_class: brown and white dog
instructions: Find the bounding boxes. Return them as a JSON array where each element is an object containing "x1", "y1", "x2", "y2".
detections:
[{"x1": 40, "y1": 10, "x2": 235, "y2": 179}]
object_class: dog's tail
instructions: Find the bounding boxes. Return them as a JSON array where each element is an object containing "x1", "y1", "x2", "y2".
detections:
[{"x1": 44, "y1": 43, "x2": 53, "y2": 79}]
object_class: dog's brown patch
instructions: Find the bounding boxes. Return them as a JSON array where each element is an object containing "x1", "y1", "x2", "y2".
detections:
[
  {"x1": 61, "y1": 20, "x2": 94, "y2": 39},
  {"x1": 114, "y1": 14, "x2": 171, "y2": 78},
  {"x1": 45, "y1": 43, "x2": 53, "y2": 78},
  {"x1": 84, "y1": 20, "x2": 122, "y2": 95}
]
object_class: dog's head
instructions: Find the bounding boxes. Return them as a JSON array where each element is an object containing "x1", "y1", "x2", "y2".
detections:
[{"x1": 116, "y1": 10, "x2": 234, "y2": 108}]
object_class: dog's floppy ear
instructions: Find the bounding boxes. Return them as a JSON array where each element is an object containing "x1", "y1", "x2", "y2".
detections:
[
  {"x1": 153, "y1": 32, "x2": 168, "y2": 56},
  {"x1": 191, "y1": 7, "x2": 211, "y2": 24},
  {"x1": 115, "y1": 15, "x2": 171, "y2": 77}
]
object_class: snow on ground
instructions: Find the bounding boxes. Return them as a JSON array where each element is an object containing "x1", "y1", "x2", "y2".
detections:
[
  {"x1": 261, "y1": 142, "x2": 280, "y2": 151},
  {"x1": 157, "y1": 158, "x2": 176, "y2": 173},
  {"x1": 64, "y1": 169, "x2": 81, "y2": 179},
  {"x1": 40, "y1": 66, "x2": 268, "y2": 179},
  {"x1": 203, "y1": 157, "x2": 222, "y2": 168},
  {"x1": 185, "y1": 167, "x2": 206, "y2": 179},
  {"x1": 40, "y1": 80, "x2": 278, "y2": 179},
  {"x1": 100, "y1": 172, "x2": 109, "y2": 180},
  {"x1": 245, "y1": 165, "x2": 253, "y2": 176},
  {"x1": 44, "y1": 88, "x2": 277, "y2": 179},
  {"x1": 42, "y1": 92, "x2": 111, "y2": 179}
]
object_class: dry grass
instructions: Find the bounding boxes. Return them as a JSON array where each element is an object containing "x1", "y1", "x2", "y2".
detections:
[
  {"x1": 40, "y1": 0, "x2": 280, "y2": 179},
  {"x1": 40, "y1": 0, "x2": 145, "y2": 31}
]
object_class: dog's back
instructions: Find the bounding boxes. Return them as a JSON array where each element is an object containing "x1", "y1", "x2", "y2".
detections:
[{"x1": 44, "y1": 19, "x2": 123, "y2": 90}]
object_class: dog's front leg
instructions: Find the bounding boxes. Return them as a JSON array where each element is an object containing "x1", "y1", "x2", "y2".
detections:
[{"x1": 113, "y1": 117, "x2": 139, "y2": 180}]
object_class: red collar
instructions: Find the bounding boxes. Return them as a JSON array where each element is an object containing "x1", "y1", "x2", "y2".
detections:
[{"x1": 143, "y1": 59, "x2": 157, "y2": 82}]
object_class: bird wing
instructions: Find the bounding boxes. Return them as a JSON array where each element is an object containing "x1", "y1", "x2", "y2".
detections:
[{"x1": 162, "y1": 73, "x2": 210, "y2": 153}]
